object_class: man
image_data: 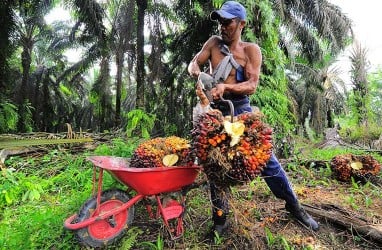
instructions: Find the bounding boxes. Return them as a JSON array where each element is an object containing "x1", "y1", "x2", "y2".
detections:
[{"x1": 188, "y1": 1, "x2": 319, "y2": 238}]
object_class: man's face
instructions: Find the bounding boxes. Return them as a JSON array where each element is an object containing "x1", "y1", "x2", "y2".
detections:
[{"x1": 218, "y1": 17, "x2": 242, "y2": 44}]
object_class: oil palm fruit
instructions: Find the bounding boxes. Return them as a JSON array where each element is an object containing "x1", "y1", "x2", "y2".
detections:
[
  {"x1": 130, "y1": 136, "x2": 191, "y2": 168},
  {"x1": 190, "y1": 109, "x2": 273, "y2": 186},
  {"x1": 330, "y1": 154, "x2": 381, "y2": 182}
]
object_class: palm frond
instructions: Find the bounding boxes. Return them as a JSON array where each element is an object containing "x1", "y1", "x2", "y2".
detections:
[
  {"x1": 349, "y1": 42, "x2": 369, "y2": 90},
  {"x1": 272, "y1": 0, "x2": 352, "y2": 64},
  {"x1": 66, "y1": 0, "x2": 107, "y2": 40},
  {"x1": 0, "y1": 137, "x2": 93, "y2": 150}
]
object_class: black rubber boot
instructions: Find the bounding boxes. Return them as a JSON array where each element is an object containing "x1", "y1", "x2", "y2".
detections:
[
  {"x1": 285, "y1": 203, "x2": 319, "y2": 231},
  {"x1": 213, "y1": 219, "x2": 229, "y2": 235},
  {"x1": 205, "y1": 209, "x2": 229, "y2": 242},
  {"x1": 204, "y1": 219, "x2": 229, "y2": 244}
]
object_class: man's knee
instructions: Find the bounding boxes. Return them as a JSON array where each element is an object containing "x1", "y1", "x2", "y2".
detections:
[{"x1": 262, "y1": 153, "x2": 283, "y2": 177}]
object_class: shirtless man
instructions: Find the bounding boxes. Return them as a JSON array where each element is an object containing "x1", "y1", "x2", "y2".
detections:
[{"x1": 188, "y1": 1, "x2": 319, "y2": 238}]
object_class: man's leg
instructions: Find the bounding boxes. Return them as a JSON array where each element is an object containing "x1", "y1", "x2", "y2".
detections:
[
  {"x1": 209, "y1": 182, "x2": 230, "y2": 234},
  {"x1": 262, "y1": 153, "x2": 319, "y2": 231}
]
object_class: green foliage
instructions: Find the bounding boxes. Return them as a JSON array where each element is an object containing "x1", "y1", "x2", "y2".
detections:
[
  {"x1": 126, "y1": 109, "x2": 156, "y2": 139},
  {"x1": 192, "y1": 2, "x2": 204, "y2": 16},
  {"x1": 347, "y1": 178, "x2": 380, "y2": 210},
  {"x1": 0, "y1": 100, "x2": 18, "y2": 133},
  {"x1": 244, "y1": 176, "x2": 271, "y2": 200},
  {"x1": 304, "y1": 114, "x2": 317, "y2": 142},
  {"x1": 336, "y1": 67, "x2": 382, "y2": 144},
  {"x1": 338, "y1": 123, "x2": 382, "y2": 143},
  {"x1": 0, "y1": 168, "x2": 21, "y2": 208},
  {"x1": 337, "y1": 107, "x2": 381, "y2": 143},
  {"x1": 0, "y1": 0, "x2": 352, "y2": 139},
  {"x1": 304, "y1": 147, "x2": 363, "y2": 161},
  {"x1": 367, "y1": 68, "x2": 382, "y2": 124},
  {"x1": 163, "y1": 123, "x2": 178, "y2": 137},
  {"x1": 265, "y1": 227, "x2": 294, "y2": 249},
  {"x1": 0, "y1": 151, "x2": 125, "y2": 249},
  {"x1": 0, "y1": 203, "x2": 78, "y2": 250},
  {"x1": 0, "y1": 168, "x2": 46, "y2": 210},
  {"x1": 1, "y1": 153, "x2": 88, "y2": 211},
  {"x1": 346, "y1": 194, "x2": 359, "y2": 210},
  {"x1": 137, "y1": 234, "x2": 164, "y2": 250},
  {"x1": 213, "y1": 230, "x2": 224, "y2": 245},
  {"x1": 119, "y1": 227, "x2": 143, "y2": 250},
  {"x1": 21, "y1": 178, "x2": 43, "y2": 202},
  {"x1": 264, "y1": 227, "x2": 275, "y2": 246},
  {"x1": 346, "y1": 89, "x2": 372, "y2": 127},
  {"x1": 245, "y1": 0, "x2": 294, "y2": 137},
  {"x1": 94, "y1": 138, "x2": 140, "y2": 157},
  {"x1": 17, "y1": 100, "x2": 34, "y2": 132},
  {"x1": 59, "y1": 84, "x2": 72, "y2": 96},
  {"x1": 44, "y1": 157, "x2": 94, "y2": 194},
  {"x1": 254, "y1": 85, "x2": 294, "y2": 132},
  {"x1": 212, "y1": 0, "x2": 224, "y2": 9}
]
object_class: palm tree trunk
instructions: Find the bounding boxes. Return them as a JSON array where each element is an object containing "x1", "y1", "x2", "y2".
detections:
[
  {"x1": 135, "y1": 0, "x2": 147, "y2": 109},
  {"x1": 115, "y1": 52, "x2": 123, "y2": 127},
  {"x1": 18, "y1": 40, "x2": 33, "y2": 132},
  {"x1": 0, "y1": 1, "x2": 15, "y2": 94}
]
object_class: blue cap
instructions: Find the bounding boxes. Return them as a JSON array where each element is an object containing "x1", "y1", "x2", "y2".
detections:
[{"x1": 210, "y1": 1, "x2": 246, "y2": 21}]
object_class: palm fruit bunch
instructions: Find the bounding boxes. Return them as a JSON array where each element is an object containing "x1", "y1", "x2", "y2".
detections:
[
  {"x1": 190, "y1": 109, "x2": 273, "y2": 186},
  {"x1": 330, "y1": 154, "x2": 381, "y2": 182},
  {"x1": 130, "y1": 136, "x2": 192, "y2": 168}
]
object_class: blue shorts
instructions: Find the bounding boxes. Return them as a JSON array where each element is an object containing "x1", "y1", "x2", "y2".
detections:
[{"x1": 215, "y1": 96, "x2": 251, "y2": 116}]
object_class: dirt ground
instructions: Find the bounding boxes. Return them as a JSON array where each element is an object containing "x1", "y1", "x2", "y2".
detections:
[{"x1": 131, "y1": 170, "x2": 382, "y2": 250}]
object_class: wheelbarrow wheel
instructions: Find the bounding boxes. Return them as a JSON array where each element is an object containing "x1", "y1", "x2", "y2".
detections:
[{"x1": 75, "y1": 189, "x2": 135, "y2": 248}]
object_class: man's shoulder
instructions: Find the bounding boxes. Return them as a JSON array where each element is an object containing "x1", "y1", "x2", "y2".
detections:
[
  {"x1": 242, "y1": 41, "x2": 261, "y2": 54},
  {"x1": 205, "y1": 36, "x2": 224, "y2": 51},
  {"x1": 207, "y1": 35, "x2": 223, "y2": 44},
  {"x1": 241, "y1": 41, "x2": 260, "y2": 49}
]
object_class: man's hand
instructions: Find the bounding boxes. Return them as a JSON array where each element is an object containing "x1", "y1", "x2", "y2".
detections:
[
  {"x1": 188, "y1": 63, "x2": 201, "y2": 78},
  {"x1": 196, "y1": 81, "x2": 209, "y2": 106},
  {"x1": 211, "y1": 83, "x2": 225, "y2": 100}
]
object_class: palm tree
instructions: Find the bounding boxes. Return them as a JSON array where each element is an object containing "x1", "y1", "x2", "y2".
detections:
[
  {"x1": 267, "y1": 0, "x2": 352, "y2": 132},
  {"x1": 271, "y1": 0, "x2": 353, "y2": 64},
  {"x1": 287, "y1": 63, "x2": 347, "y2": 134},
  {"x1": 322, "y1": 66, "x2": 347, "y2": 128},
  {"x1": 91, "y1": 56, "x2": 114, "y2": 131},
  {"x1": 349, "y1": 42, "x2": 370, "y2": 126},
  {"x1": 0, "y1": 0, "x2": 108, "y2": 132},
  {"x1": 110, "y1": 0, "x2": 135, "y2": 127},
  {"x1": 13, "y1": 0, "x2": 57, "y2": 131}
]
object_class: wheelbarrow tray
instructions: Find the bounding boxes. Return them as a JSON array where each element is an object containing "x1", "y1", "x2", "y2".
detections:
[{"x1": 88, "y1": 156, "x2": 201, "y2": 196}]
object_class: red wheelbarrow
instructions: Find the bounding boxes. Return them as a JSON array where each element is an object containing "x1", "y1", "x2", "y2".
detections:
[{"x1": 64, "y1": 156, "x2": 201, "y2": 248}]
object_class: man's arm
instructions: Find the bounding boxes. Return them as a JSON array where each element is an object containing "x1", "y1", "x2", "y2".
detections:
[{"x1": 188, "y1": 36, "x2": 218, "y2": 78}]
